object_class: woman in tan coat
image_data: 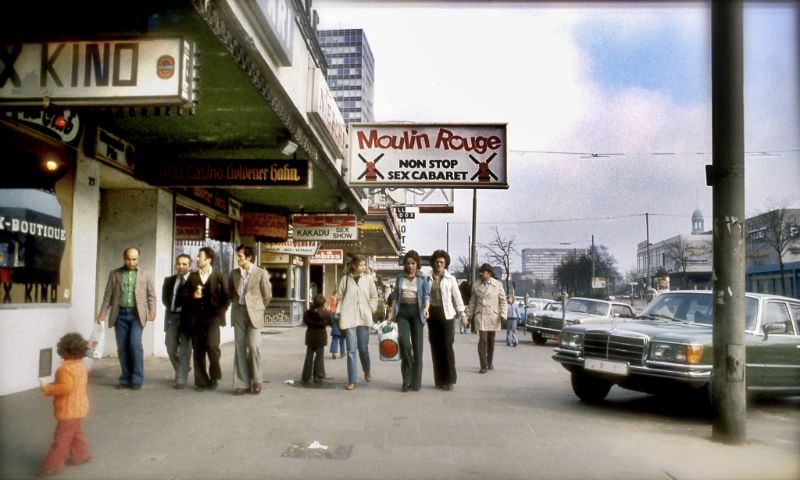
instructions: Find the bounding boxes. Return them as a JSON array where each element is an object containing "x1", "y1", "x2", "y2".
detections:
[
  {"x1": 465, "y1": 263, "x2": 507, "y2": 373},
  {"x1": 336, "y1": 255, "x2": 378, "y2": 390}
]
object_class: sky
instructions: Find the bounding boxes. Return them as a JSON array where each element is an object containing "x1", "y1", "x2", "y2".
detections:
[{"x1": 316, "y1": 1, "x2": 800, "y2": 276}]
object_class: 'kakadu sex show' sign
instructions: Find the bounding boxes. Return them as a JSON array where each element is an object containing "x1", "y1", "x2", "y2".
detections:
[{"x1": 348, "y1": 123, "x2": 508, "y2": 189}]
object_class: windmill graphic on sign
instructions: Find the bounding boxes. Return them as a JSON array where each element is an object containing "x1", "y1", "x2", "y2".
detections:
[
  {"x1": 470, "y1": 152, "x2": 498, "y2": 182},
  {"x1": 358, "y1": 153, "x2": 385, "y2": 182}
]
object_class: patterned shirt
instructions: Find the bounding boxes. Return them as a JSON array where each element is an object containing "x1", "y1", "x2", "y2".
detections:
[{"x1": 120, "y1": 268, "x2": 137, "y2": 307}]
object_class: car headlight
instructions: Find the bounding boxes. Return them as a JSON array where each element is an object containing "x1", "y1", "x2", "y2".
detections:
[
  {"x1": 559, "y1": 332, "x2": 583, "y2": 350},
  {"x1": 650, "y1": 342, "x2": 704, "y2": 364}
]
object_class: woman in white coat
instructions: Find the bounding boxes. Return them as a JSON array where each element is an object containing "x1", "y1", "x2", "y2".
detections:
[
  {"x1": 336, "y1": 255, "x2": 378, "y2": 390},
  {"x1": 427, "y1": 250, "x2": 465, "y2": 391}
]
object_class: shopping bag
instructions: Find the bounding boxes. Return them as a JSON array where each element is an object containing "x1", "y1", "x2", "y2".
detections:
[
  {"x1": 377, "y1": 321, "x2": 400, "y2": 361},
  {"x1": 89, "y1": 322, "x2": 105, "y2": 359}
]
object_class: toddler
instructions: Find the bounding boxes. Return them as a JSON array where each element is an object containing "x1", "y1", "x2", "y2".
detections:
[{"x1": 39, "y1": 332, "x2": 92, "y2": 475}]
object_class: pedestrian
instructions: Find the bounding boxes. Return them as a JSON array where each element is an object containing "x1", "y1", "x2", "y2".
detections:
[
  {"x1": 182, "y1": 247, "x2": 229, "y2": 392},
  {"x1": 96, "y1": 247, "x2": 156, "y2": 390},
  {"x1": 39, "y1": 333, "x2": 92, "y2": 475},
  {"x1": 302, "y1": 293, "x2": 332, "y2": 386},
  {"x1": 336, "y1": 255, "x2": 378, "y2": 391},
  {"x1": 227, "y1": 244, "x2": 271, "y2": 395},
  {"x1": 161, "y1": 254, "x2": 193, "y2": 389},
  {"x1": 465, "y1": 263, "x2": 507, "y2": 373},
  {"x1": 427, "y1": 250, "x2": 465, "y2": 391},
  {"x1": 386, "y1": 250, "x2": 430, "y2": 392},
  {"x1": 458, "y1": 280, "x2": 471, "y2": 334},
  {"x1": 328, "y1": 293, "x2": 345, "y2": 359},
  {"x1": 506, "y1": 293, "x2": 520, "y2": 347}
]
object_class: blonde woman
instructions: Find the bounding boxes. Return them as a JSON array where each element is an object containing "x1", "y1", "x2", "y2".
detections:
[{"x1": 336, "y1": 255, "x2": 378, "y2": 390}]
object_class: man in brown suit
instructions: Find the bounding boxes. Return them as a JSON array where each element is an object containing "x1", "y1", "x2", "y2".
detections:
[
  {"x1": 96, "y1": 247, "x2": 156, "y2": 390},
  {"x1": 182, "y1": 247, "x2": 229, "y2": 391}
]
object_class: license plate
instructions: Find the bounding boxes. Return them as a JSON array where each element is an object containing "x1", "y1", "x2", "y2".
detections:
[
  {"x1": 585, "y1": 358, "x2": 628, "y2": 376},
  {"x1": 543, "y1": 332, "x2": 559, "y2": 340}
]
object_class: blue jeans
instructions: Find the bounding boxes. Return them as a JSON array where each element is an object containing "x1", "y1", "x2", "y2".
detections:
[
  {"x1": 330, "y1": 314, "x2": 346, "y2": 354},
  {"x1": 344, "y1": 326, "x2": 371, "y2": 385},
  {"x1": 115, "y1": 307, "x2": 144, "y2": 385},
  {"x1": 506, "y1": 318, "x2": 519, "y2": 346}
]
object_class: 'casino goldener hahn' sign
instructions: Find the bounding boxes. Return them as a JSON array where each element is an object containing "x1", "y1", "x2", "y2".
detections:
[{"x1": 348, "y1": 123, "x2": 507, "y2": 189}]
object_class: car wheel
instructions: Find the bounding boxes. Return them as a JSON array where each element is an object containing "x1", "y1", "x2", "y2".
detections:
[
  {"x1": 570, "y1": 371, "x2": 612, "y2": 403},
  {"x1": 531, "y1": 332, "x2": 547, "y2": 345}
]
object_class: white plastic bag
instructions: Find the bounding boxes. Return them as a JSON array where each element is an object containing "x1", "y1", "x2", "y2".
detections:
[
  {"x1": 377, "y1": 321, "x2": 400, "y2": 362},
  {"x1": 89, "y1": 322, "x2": 105, "y2": 359}
]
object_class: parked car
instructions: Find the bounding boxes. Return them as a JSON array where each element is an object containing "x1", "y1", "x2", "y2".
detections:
[
  {"x1": 552, "y1": 290, "x2": 800, "y2": 405},
  {"x1": 526, "y1": 297, "x2": 552, "y2": 311},
  {"x1": 527, "y1": 297, "x2": 635, "y2": 345}
]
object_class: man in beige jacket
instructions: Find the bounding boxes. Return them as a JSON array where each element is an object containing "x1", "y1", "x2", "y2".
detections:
[
  {"x1": 227, "y1": 245, "x2": 272, "y2": 395},
  {"x1": 466, "y1": 263, "x2": 507, "y2": 373},
  {"x1": 96, "y1": 247, "x2": 156, "y2": 389}
]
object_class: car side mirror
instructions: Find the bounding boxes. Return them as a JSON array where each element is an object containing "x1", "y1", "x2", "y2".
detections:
[{"x1": 762, "y1": 322, "x2": 787, "y2": 340}]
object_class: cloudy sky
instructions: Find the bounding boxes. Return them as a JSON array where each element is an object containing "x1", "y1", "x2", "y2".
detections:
[{"x1": 317, "y1": 1, "x2": 799, "y2": 275}]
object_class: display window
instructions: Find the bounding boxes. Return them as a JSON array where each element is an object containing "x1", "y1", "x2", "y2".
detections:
[{"x1": 0, "y1": 178, "x2": 74, "y2": 305}]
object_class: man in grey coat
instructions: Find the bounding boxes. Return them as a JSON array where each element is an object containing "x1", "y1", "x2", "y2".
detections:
[
  {"x1": 96, "y1": 247, "x2": 156, "y2": 389},
  {"x1": 227, "y1": 244, "x2": 272, "y2": 395}
]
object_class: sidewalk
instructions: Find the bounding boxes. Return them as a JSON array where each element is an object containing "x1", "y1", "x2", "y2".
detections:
[{"x1": 1, "y1": 326, "x2": 798, "y2": 480}]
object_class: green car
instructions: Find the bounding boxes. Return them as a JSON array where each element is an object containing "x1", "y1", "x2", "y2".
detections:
[{"x1": 552, "y1": 290, "x2": 800, "y2": 404}]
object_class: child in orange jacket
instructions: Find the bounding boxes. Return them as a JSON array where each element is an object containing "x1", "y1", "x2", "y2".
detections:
[{"x1": 39, "y1": 332, "x2": 92, "y2": 475}]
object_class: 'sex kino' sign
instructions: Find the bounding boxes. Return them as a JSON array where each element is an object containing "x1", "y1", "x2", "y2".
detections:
[
  {"x1": 0, "y1": 38, "x2": 195, "y2": 107},
  {"x1": 348, "y1": 123, "x2": 508, "y2": 189}
]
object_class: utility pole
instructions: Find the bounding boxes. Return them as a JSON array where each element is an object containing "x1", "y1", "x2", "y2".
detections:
[
  {"x1": 710, "y1": 0, "x2": 746, "y2": 444},
  {"x1": 446, "y1": 222, "x2": 450, "y2": 253},
  {"x1": 645, "y1": 212, "x2": 651, "y2": 289},
  {"x1": 470, "y1": 189, "x2": 478, "y2": 283}
]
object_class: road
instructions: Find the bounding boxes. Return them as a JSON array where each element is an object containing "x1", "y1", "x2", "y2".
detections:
[{"x1": 1, "y1": 326, "x2": 798, "y2": 479}]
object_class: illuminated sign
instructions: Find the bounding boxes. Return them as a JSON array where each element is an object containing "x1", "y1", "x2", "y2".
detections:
[
  {"x1": 144, "y1": 159, "x2": 310, "y2": 187},
  {"x1": 291, "y1": 214, "x2": 358, "y2": 241},
  {"x1": 348, "y1": 123, "x2": 508, "y2": 189},
  {"x1": 0, "y1": 38, "x2": 196, "y2": 107}
]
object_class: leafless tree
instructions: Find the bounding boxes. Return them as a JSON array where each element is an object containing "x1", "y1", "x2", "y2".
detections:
[
  {"x1": 665, "y1": 239, "x2": 693, "y2": 289},
  {"x1": 479, "y1": 227, "x2": 517, "y2": 293},
  {"x1": 748, "y1": 199, "x2": 798, "y2": 295}
]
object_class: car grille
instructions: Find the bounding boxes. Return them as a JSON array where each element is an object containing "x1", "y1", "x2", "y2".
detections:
[
  {"x1": 540, "y1": 316, "x2": 563, "y2": 330},
  {"x1": 583, "y1": 332, "x2": 646, "y2": 365}
]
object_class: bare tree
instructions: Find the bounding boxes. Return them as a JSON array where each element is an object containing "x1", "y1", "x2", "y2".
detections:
[
  {"x1": 665, "y1": 239, "x2": 692, "y2": 289},
  {"x1": 748, "y1": 200, "x2": 798, "y2": 295},
  {"x1": 479, "y1": 227, "x2": 517, "y2": 293}
]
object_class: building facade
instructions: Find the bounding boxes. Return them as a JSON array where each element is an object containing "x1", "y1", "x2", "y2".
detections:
[
  {"x1": 522, "y1": 248, "x2": 587, "y2": 282},
  {"x1": 0, "y1": 1, "x2": 399, "y2": 396},
  {"x1": 636, "y1": 208, "x2": 800, "y2": 298},
  {"x1": 317, "y1": 29, "x2": 375, "y2": 123}
]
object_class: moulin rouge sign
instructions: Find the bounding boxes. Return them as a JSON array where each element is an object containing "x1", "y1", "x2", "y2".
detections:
[{"x1": 348, "y1": 123, "x2": 508, "y2": 189}]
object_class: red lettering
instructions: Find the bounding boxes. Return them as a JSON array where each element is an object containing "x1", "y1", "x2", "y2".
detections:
[{"x1": 434, "y1": 128, "x2": 501, "y2": 154}]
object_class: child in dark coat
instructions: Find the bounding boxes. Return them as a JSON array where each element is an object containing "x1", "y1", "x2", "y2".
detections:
[{"x1": 302, "y1": 294, "x2": 332, "y2": 385}]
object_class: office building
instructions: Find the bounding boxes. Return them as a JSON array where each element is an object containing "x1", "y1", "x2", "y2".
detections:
[
  {"x1": 317, "y1": 28, "x2": 375, "y2": 123},
  {"x1": 522, "y1": 248, "x2": 586, "y2": 282}
]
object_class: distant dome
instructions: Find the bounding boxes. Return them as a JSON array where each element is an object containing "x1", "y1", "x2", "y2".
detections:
[{"x1": 691, "y1": 209, "x2": 704, "y2": 234}]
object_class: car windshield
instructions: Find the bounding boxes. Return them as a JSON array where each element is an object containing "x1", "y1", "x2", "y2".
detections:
[
  {"x1": 640, "y1": 292, "x2": 758, "y2": 329},
  {"x1": 566, "y1": 299, "x2": 609, "y2": 316}
]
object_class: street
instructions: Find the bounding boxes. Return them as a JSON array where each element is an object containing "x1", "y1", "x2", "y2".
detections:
[{"x1": 1, "y1": 326, "x2": 798, "y2": 480}]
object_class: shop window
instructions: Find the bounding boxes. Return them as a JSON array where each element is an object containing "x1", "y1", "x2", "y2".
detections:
[{"x1": 0, "y1": 181, "x2": 73, "y2": 305}]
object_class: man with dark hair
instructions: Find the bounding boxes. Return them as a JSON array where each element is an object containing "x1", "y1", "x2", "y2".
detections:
[
  {"x1": 227, "y1": 244, "x2": 271, "y2": 395},
  {"x1": 96, "y1": 247, "x2": 156, "y2": 390},
  {"x1": 182, "y1": 247, "x2": 229, "y2": 391},
  {"x1": 162, "y1": 254, "x2": 193, "y2": 389}
]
